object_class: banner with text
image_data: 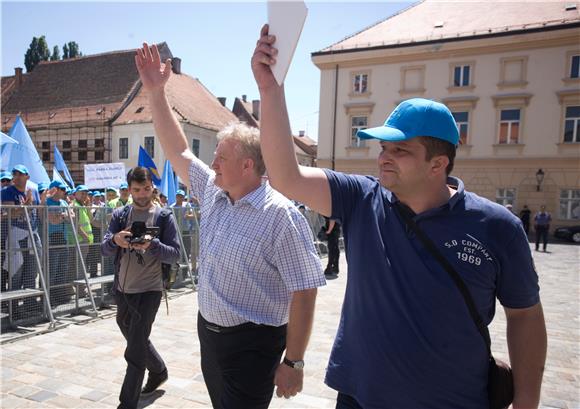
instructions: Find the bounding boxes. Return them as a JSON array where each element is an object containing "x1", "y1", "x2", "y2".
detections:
[{"x1": 84, "y1": 162, "x2": 126, "y2": 189}]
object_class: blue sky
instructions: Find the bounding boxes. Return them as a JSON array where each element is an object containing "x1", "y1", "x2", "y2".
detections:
[{"x1": 1, "y1": 1, "x2": 412, "y2": 141}]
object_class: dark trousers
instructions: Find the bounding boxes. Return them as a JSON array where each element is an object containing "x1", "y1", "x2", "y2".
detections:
[
  {"x1": 49, "y1": 232, "x2": 71, "y2": 305},
  {"x1": 116, "y1": 291, "x2": 165, "y2": 409},
  {"x1": 522, "y1": 220, "x2": 530, "y2": 235},
  {"x1": 197, "y1": 312, "x2": 287, "y2": 409},
  {"x1": 535, "y1": 226, "x2": 549, "y2": 251},
  {"x1": 326, "y1": 231, "x2": 340, "y2": 273},
  {"x1": 87, "y1": 227, "x2": 101, "y2": 278},
  {"x1": 336, "y1": 393, "x2": 363, "y2": 409}
]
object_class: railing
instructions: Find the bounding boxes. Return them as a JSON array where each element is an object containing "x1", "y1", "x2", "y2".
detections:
[{"x1": 0, "y1": 204, "x2": 200, "y2": 329}]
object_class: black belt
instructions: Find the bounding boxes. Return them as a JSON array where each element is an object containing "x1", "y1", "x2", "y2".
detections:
[{"x1": 199, "y1": 312, "x2": 282, "y2": 334}]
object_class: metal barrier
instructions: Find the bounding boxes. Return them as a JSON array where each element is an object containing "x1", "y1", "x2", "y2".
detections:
[
  {"x1": 0, "y1": 204, "x2": 201, "y2": 330},
  {"x1": 0, "y1": 202, "x2": 325, "y2": 331}
]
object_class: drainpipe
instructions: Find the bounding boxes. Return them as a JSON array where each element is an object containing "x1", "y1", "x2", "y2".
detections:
[{"x1": 331, "y1": 64, "x2": 338, "y2": 170}]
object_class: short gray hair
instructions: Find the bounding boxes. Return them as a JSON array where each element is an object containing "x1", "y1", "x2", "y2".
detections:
[{"x1": 216, "y1": 122, "x2": 265, "y2": 176}]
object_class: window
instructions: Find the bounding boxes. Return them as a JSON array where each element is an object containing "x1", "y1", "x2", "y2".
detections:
[
  {"x1": 400, "y1": 65, "x2": 425, "y2": 95},
  {"x1": 191, "y1": 138, "x2": 200, "y2": 157},
  {"x1": 353, "y1": 73, "x2": 368, "y2": 94},
  {"x1": 42, "y1": 152, "x2": 50, "y2": 162},
  {"x1": 94, "y1": 138, "x2": 104, "y2": 148},
  {"x1": 144, "y1": 136, "x2": 155, "y2": 158},
  {"x1": 119, "y1": 138, "x2": 129, "y2": 159},
  {"x1": 452, "y1": 111, "x2": 469, "y2": 145},
  {"x1": 499, "y1": 56, "x2": 528, "y2": 87},
  {"x1": 94, "y1": 151, "x2": 104, "y2": 161},
  {"x1": 564, "y1": 106, "x2": 580, "y2": 143},
  {"x1": 78, "y1": 151, "x2": 87, "y2": 161},
  {"x1": 499, "y1": 109, "x2": 520, "y2": 144},
  {"x1": 62, "y1": 140, "x2": 71, "y2": 149},
  {"x1": 559, "y1": 189, "x2": 580, "y2": 219},
  {"x1": 78, "y1": 140, "x2": 87, "y2": 149},
  {"x1": 453, "y1": 65, "x2": 471, "y2": 87},
  {"x1": 571, "y1": 55, "x2": 580, "y2": 79},
  {"x1": 63, "y1": 151, "x2": 71, "y2": 161},
  {"x1": 42, "y1": 141, "x2": 50, "y2": 150},
  {"x1": 496, "y1": 188, "x2": 516, "y2": 206},
  {"x1": 350, "y1": 116, "x2": 367, "y2": 148}
]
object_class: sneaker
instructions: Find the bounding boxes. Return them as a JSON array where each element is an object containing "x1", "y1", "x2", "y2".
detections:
[{"x1": 141, "y1": 369, "x2": 168, "y2": 396}]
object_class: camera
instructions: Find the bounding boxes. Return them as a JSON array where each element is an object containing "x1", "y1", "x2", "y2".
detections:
[{"x1": 129, "y1": 221, "x2": 160, "y2": 244}]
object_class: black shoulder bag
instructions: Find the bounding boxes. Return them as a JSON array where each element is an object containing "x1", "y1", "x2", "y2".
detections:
[{"x1": 394, "y1": 202, "x2": 513, "y2": 409}]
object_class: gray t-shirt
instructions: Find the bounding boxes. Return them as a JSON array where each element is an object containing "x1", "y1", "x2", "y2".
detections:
[{"x1": 117, "y1": 207, "x2": 163, "y2": 293}]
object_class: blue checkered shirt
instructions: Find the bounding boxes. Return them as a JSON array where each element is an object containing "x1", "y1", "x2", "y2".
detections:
[{"x1": 189, "y1": 159, "x2": 325, "y2": 327}]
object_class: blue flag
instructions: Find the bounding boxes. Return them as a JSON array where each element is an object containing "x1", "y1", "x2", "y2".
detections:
[
  {"x1": 160, "y1": 160, "x2": 176, "y2": 205},
  {"x1": 52, "y1": 168, "x2": 70, "y2": 189},
  {"x1": 0, "y1": 115, "x2": 50, "y2": 184},
  {"x1": 54, "y1": 144, "x2": 75, "y2": 188},
  {"x1": 0, "y1": 131, "x2": 18, "y2": 146},
  {"x1": 138, "y1": 146, "x2": 161, "y2": 186}
]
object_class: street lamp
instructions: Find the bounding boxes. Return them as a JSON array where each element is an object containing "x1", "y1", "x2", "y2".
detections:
[{"x1": 536, "y1": 169, "x2": 545, "y2": 192}]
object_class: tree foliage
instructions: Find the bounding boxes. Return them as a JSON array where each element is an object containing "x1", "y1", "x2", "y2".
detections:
[
  {"x1": 50, "y1": 45, "x2": 60, "y2": 61},
  {"x1": 23, "y1": 36, "x2": 82, "y2": 71},
  {"x1": 24, "y1": 36, "x2": 50, "y2": 72}
]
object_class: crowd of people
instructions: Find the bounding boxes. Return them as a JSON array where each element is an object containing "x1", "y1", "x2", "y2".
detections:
[{"x1": 0, "y1": 166, "x2": 201, "y2": 317}]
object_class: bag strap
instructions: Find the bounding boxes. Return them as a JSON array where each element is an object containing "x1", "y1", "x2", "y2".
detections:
[{"x1": 393, "y1": 201, "x2": 492, "y2": 356}]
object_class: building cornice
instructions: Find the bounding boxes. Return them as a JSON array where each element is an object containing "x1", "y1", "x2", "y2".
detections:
[{"x1": 312, "y1": 26, "x2": 580, "y2": 70}]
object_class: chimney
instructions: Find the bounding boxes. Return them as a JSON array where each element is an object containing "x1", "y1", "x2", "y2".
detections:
[
  {"x1": 171, "y1": 57, "x2": 182, "y2": 74},
  {"x1": 242, "y1": 94, "x2": 247, "y2": 102},
  {"x1": 299, "y1": 130, "x2": 305, "y2": 137},
  {"x1": 252, "y1": 100, "x2": 260, "y2": 120},
  {"x1": 218, "y1": 97, "x2": 226, "y2": 107},
  {"x1": 15, "y1": 67, "x2": 23, "y2": 87}
]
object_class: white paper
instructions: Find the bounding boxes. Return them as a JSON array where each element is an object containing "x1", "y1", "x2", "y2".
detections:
[
  {"x1": 267, "y1": 0, "x2": 308, "y2": 86},
  {"x1": 84, "y1": 162, "x2": 126, "y2": 189}
]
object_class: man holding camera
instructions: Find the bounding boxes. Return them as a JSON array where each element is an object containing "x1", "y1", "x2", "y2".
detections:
[{"x1": 101, "y1": 167, "x2": 180, "y2": 409}]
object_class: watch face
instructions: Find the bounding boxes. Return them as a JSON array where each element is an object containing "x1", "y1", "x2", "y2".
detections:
[{"x1": 293, "y1": 360, "x2": 305, "y2": 370}]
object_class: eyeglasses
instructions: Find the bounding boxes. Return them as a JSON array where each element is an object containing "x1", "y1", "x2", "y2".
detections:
[
  {"x1": 1, "y1": 179, "x2": 11, "y2": 183},
  {"x1": 59, "y1": 188, "x2": 67, "y2": 191}
]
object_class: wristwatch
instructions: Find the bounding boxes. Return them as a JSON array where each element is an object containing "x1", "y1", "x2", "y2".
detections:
[{"x1": 283, "y1": 357, "x2": 305, "y2": 370}]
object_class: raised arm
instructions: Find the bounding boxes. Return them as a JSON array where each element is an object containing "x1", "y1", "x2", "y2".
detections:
[
  {"x1": 252, "y1": 25, "x2": 331, "y2": 216},
  {"x1": 135, "y1": 43, "x2": 196, "y2": 183}
]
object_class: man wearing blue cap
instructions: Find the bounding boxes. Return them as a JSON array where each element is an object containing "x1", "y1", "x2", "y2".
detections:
[
  {"x1": 169, "y1": 189, "x2": 193, "y2": 259},
  {"x1": 45, "y1": 180, "x2": 75, "y2": 305},
  {"x1": 1, "y1": 171, "x2": 12, "y2": 189},
  {"x1": 252, "y1": 29, "x2": 546, "y2": 409},
  {"x1": 1, "y1": 165, "x2": 42, "y2": 314}
]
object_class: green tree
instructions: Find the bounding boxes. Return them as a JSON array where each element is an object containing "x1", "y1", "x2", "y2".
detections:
[
  {"x1": 62, "y1": 43, "x2": 69, "y2": 59},
  {"x1": 50, "y1": 45, "x2": 60, "y2": 61},
  {"x1": 23, "y1": 35, "x2": 50, "y2": 72},
  {"x1": 67, "y1": 41, "x2": 80, "y2": 58}
]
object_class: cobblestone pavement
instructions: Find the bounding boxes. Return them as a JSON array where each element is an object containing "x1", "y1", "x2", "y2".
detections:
[{"x1": 1, "y1": 243, "x2": 578, "y2": 408}]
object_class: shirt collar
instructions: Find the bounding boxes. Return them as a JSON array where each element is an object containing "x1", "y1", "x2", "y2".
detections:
[
  {"x1": 216, "y1": 181, "x2": 268, "y2": 210},
  {"x1": 384, "y1": 176, "x2": 465, "y2": 211}
]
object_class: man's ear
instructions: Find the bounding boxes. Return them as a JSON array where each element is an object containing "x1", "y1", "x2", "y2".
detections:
[
  {"x1": 242, "y1": 158, "x2": 255, "y2": 174},
  {"x1": 430, "y1": 155, "x2": 449, "y2": 177}
]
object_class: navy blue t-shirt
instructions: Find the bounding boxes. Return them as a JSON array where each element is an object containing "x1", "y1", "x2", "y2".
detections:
[
  {"x1": 1, "y1": 185, "x2": 41, "y2": 230},
  {"x1": 323, "y1": 170, "x2": 539, "y2": 409}
]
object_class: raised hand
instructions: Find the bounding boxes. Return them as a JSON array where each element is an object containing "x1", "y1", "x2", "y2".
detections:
[
  {"x1": 135, "y1": 43, "x2": 172, "y2": 93},
  {"x1": 251, "y1": 24, "x2": 279, "y2": 91}
]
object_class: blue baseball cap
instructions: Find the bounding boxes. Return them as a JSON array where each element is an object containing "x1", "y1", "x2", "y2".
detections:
[
  {"x1": 49, "y1": 180, "x2": 67, "y2": 190},
  {"x1": 37, "y1": 182, "x2": 49, "y2": 193},
  {"x1": 119, "y1": 182, "x2": 128, "y2": 190},
  {"x1": 11, "y1": 164, "x2": 29, "y2": 175},
  {"x1": 75, "y1": 184, "x2": 89, "y2": 192},
  {"x1": 1, "y1": 171, "x2": 12, "y2": 181},
  {"x1": 176, "y1": 189, "x2": 185, "y2": 196},
  {"x1": 106, "y1": 187, "x2": 117, "y2": 193},
  {"x1": 93, "y1": 191, "x2": 103, "y2": 197},
  {"x1": 357, "y1": 98, "x2": 459, "y2": 146}
]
